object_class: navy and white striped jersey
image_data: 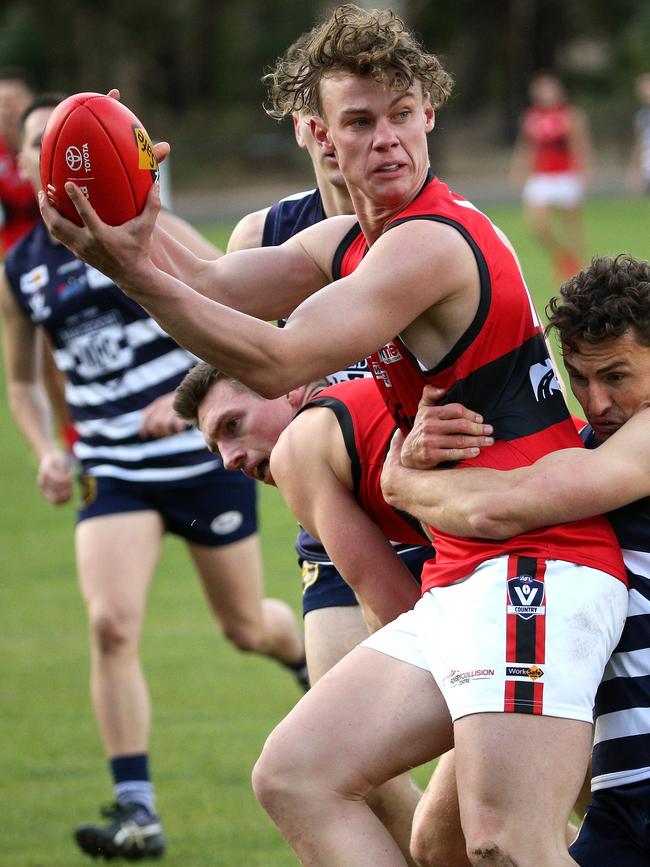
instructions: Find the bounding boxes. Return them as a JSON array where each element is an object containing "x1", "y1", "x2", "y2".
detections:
[
  {"x1": 5, "y1": 221, "x2": 221, "y2": 482},
  {"x1": 580, "y1": 425, "x2": 650, "y2": 790}
]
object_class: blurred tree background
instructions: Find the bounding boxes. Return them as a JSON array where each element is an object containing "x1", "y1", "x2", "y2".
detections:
[{"x1": 1, "y1": 0, "x2": 648, "y2": 201}]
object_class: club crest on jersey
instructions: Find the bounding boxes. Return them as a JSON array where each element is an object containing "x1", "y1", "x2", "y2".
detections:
[
  {"x1": 377, "y1": 342, "x2": 402, "y2": 364},
  {"x1": 529, "y1": 359, "x2": 561, "y2": 401},
  {"x1": 507, "y1": 574, "x2": 545, "y2": 620},
  {"x1": 20, "y1": 264, "x2": 48, "y2": 294}
]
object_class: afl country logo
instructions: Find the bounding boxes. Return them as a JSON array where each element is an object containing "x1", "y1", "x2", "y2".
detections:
[
  {"x1": 65, "y1": 146, "x2": 83, "y2": 171},
  {"x1": 507, "y1": 574, "x2": 545, "y2": 620},
  {"x1": 210, "y1": 510, "x2": 243, "y2": 535}
]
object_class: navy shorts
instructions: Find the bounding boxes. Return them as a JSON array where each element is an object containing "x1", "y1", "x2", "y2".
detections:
[
  {"x1": 570, "y1": 779, "x2": 650, "y2": 866},
  {"x1": 301, "y1": 543, "x2": 434, "y2": 617},
  {"x1": 77, "y1": 467, "x2": 257, "y2": 547}
]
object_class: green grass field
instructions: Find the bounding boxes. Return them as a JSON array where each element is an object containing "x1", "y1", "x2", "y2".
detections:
[{"x1": 2, "y1": 194, "x2": 648, "y2": 865}]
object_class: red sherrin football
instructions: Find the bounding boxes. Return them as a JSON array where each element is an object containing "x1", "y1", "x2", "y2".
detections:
[{"x1": 40, "y1": 92, "x2": 158, "y2": 226}]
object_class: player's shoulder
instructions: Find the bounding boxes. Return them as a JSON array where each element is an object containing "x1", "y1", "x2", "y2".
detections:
[{"x1": 227, "y1": 207, "x2": 271, "y2": 252}]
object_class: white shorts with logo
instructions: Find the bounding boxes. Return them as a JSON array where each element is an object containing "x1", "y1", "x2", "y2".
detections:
[
  {"x1": 362, "y1": 556, "x2": 627, "y2": 723},
  {"x1": 522, "y1": 171, "x2": 585, "y2": 208}
]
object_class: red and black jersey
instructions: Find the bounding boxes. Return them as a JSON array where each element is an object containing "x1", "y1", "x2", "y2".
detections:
[
  {"x1": 0, "y1": 136, "x2": 39, "y2": 254},
  {"x1": 333, "y1": 174, "x2": 626, "y2": 591},
  {"x1": 520, "y1": 104, "x2": 577, "y2": 174},
  {"x1": 300, "y1": 378, "x2": 431, "y2": 548}
]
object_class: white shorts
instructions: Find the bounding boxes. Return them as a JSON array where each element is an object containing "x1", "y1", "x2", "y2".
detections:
[
  {"x1": 522, "y1": 171, "x2": 585, "y2": 208},
  {"x1": 362, "y1": 556, "x2": 627, "y2": 723}
]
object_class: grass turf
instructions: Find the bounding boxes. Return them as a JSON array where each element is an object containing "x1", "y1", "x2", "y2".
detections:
[{"x1": 1, "y1": 193, "x2": 648, "y2": 864}]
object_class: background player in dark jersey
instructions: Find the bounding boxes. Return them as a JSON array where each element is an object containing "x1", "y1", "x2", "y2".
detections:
[
  {"x1": 381, "y1": 253, "x2": 650, "y2": 866},
  {"x1": 510, "y1": 71, "x2": 591, "y2": 281},
  {"x1": 39, "y1": 6, "x2": 627, "y2": 865},
  {"x1": 1, "y1": 95, "x2": 306, "y2": 861}
]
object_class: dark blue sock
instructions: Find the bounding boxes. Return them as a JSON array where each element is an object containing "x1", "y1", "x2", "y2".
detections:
[{"x1": 109, "y1": 753, "x2": 155, "y2": 814}]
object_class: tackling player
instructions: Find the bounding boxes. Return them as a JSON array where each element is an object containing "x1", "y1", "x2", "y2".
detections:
[{"x1": 381, "y1": 253, "x2": 650, "y2": 866}]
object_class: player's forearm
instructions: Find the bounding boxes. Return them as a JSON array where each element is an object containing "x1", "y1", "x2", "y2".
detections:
[
  {"x1": 336, "y1": 549, "x2": 422, "y2": 625},
  {"x1": 117, "y1": 264, "x2": 309, "y2": 398},
  {"x1": 8, "y1": 382, "x2": 61, "y2": 460},
  {"x1": 381, "y1": 463, "x2": 501, "y2": 537}
]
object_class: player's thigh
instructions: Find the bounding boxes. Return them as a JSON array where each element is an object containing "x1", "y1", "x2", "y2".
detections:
[
  {"x1": 304, "y1": 604, "x2": 370, "y2": 683},
  {"x1": 455, "y1": 711, "x2": 592, "y2": 832},
  {"x1": 260, "y1": 646, "x2": 453, "y2": 793},
  {"x1": 75, "y1": 510, "x2": 164, "y2": 620},
  {"x1": 189, "y1": 534, "x2": 264, "y2": 626}
]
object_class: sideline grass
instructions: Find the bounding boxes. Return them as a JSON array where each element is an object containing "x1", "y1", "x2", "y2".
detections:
[{"x1": 1, "y1": 194, "x2": 648, "y2": 865}]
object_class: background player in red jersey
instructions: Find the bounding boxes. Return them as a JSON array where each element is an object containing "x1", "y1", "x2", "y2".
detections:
[
  {"x1": 39, "y1": 6, "x2": 627, "y2": 864},
  {"x1": 510, "y1": 71, "x2": 591, "y2": 280},
  {"x1": 0, "y1": 67, "x2": 39, "y2": 253}
]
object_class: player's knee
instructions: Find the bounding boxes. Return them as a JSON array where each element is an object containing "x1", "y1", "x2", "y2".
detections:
[
  {"x1": 223, "y1": 621, "x2": 264, "y2": 653},
  {"x1": 463, "y1": 815, "x2": 512, "y2": 866},
  {"x1": 88, "y1": 607, "x2": 136, "y2": 655},
  {"x1": 252, "y1": 733, "x2": 299, "y2": 816}
]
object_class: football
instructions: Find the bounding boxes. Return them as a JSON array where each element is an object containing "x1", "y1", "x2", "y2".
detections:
[{"x1": 40, "y1": 92, "x2": 158, "y2": 226}]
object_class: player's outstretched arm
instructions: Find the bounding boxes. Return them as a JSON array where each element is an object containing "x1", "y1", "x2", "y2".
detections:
[
  {"x1": 382, "y1": 410, "x2": 650, "y2": 539},
  {"x1": 271, "y1": 407, "x2": 421, "y2": 626}
]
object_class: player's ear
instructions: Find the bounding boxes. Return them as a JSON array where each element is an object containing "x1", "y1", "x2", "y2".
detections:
[
  {"x1": 310, "y1": 116, "x2": 333, "y2": 152},
  {"x1": 286, "y1": 388, "x2": 304, "y2": 410},
  {"x1": 422, "y1": 94, "x2": 435, "y2": 133},
  {"x1": 292, "y1": 113, "x2": 306, "y2": 149}
]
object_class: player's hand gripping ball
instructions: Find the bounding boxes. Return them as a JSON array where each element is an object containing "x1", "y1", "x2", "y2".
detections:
[{"x1": 40, "y1": 92, "x2": 158, "y2": 226}]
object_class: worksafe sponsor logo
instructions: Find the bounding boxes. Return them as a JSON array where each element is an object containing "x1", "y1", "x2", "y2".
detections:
[{"x1": 506, "y1": 664, "x2": 544, "y2": 681}]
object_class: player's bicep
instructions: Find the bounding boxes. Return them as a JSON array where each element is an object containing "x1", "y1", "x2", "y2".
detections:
[
  {"x1": 284, "y1": 219, "x2": 476, "y2": 366},
  {"x1": 0, "y1": 271, "x2": 41, "y2": 383},
  {"x1": 210, "y1": 223, "x2": 342, "y2": 321}
]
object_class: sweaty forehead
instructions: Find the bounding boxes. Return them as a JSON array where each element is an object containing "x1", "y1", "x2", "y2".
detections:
[{"x1": 564, "y1": 332, "x2": 650, "y2": 372}]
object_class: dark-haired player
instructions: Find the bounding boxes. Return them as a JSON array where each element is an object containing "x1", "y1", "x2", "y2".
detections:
[{"x1": 382, "y1": 254, "x2": 650, "y2": 867}]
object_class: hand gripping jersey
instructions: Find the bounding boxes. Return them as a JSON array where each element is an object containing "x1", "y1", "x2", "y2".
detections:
[
  {"x1": 5, "y1": 221, "x2": 221, "y2": 482},
  {"x1": 520, "y1": 104, "x2": 578, "y2": 174},
  {"x1": 0, "y1": 136, "x2": 39, "y2": 252},
  {"x1": 299, "y1": 378, "x2": 431, "y2": 548},
  {"x1": 579, "y1": 426, "x2": 650, "y2": 791},
  {"x1": 334, "y1": 174, "x2": 626, "y2": 591}
]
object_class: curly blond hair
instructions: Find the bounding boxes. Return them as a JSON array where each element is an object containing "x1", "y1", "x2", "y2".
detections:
[{"x1": 264, "y1": 4, "x2": 453, "y2": 120}]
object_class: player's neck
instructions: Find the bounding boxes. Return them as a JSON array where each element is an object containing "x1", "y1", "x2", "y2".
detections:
[
  {"x1": 300, "y1": 379, "x2": 329, "y2": 407},
  {"x1": 320, "y1": 182, "x2": 354, "y2": 219}
]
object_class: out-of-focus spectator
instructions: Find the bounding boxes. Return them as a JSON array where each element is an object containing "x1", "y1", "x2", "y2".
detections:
[
  {"x1": 510, "y1": 71, "x2": 591, "y2": 281},
  {"x1": 626, "y1": 72, "x2": 650, "y2": 195},
  {"x1": 0, "y1": 67, "x2": 39, "y2": 254}
]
